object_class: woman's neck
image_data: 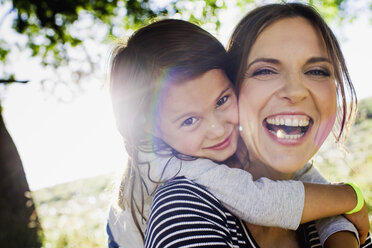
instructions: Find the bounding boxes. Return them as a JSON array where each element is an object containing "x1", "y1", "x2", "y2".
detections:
[
  {"x1": 244, "y1": 158, "x2": 295, "y2": 181},
  {"x1": 234, "y1": 137, "x2": 295, "y2": 180},
  {"x1": 235, "y1": 138, "x2": 299, "y2": 247}
]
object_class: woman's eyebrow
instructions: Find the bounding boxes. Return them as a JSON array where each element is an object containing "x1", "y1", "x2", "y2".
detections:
[
  {"x1": 306, "y1": 57, "x2": 331, "y2": 64},
  {"x1": 246, "y1": 58, "x2": 279, "y2": 70}
]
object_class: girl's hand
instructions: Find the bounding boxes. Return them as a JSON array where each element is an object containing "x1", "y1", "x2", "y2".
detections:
[{"x1": 344, "y1": 201, "x2": 369, "y2": 244}]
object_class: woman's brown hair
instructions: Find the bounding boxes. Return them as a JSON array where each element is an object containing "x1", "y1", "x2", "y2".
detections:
[
  {"x1": 227, "y1": 3, "x2": 357, "y2": 142},
  {"x1": 109, "y1": 19, "x2": 228, "y2": 241}
]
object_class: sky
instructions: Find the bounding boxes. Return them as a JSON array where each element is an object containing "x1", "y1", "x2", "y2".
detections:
[{"x1": 1, "y1": 1, "x2": 372, "y2": 190}]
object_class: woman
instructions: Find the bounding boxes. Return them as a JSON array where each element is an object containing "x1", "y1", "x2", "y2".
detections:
[
  {"x1": 227, "y1": 2, "x2": 369, "y2": 247},
  {"x1": 145, "y1": 3, "x2": 370, "y2": 248}
]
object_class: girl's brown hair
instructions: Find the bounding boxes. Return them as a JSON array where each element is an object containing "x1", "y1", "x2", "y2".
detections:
[
  {"x1": 109, "y1": 19, "x2": 228, "y2": 241},
  {"x1": 227, "y1": 3, "x2": 357, "y2": 142}
]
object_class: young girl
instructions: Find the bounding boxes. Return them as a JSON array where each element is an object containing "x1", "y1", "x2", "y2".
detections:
[{"x1": 107, "y1": 19, "x2": 368, "y2": 247}]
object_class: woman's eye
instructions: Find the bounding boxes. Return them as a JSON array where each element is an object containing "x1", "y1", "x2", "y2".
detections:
[
  {"x1": 252, "y1": 68, "x2": 276, "y2": 76},
  {"x1": 216, "y1": 95, "x2": 229, "y2": 107},
  {"x1": 182, "y1": 117, "x2": 198, "y2": 126},
  {"x1": 306, "y1": 69, "x2": 331, "y2": 77}
]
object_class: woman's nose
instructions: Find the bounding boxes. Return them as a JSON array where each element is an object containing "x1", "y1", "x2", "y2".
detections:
[{"x1": 277, "y1": 73, "x2": 309, "y2": 103}]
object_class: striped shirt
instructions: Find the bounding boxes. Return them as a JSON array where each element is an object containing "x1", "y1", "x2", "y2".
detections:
[
  {"x1": 145, "y1": 176, "x2": 250, "y2": 248},
  {"x1": 145, "y1": 177, "x2": 371, "y2": 248}
]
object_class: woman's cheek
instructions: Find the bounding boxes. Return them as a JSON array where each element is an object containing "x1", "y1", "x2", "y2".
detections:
[
  {"x1": 313, "y1": 82, "x2": 337, "y2": 147},
  {"x1": 230, "y1": 102, "x2": 240, "y2": 125},
  {"x1": 314, "y1": 112, "x2": 336, "y2": 147}
]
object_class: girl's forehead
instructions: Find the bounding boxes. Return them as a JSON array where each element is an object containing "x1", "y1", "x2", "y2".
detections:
[{"x1": 157, "y1": 69, "x2": 233, "y2": 114}]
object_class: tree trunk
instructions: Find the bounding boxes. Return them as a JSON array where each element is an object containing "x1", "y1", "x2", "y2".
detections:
[{"x1": 0, "y1": 107, "x2": 42, "y2": 247}]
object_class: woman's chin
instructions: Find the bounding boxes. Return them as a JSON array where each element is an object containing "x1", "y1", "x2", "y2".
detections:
[{"x1": 272, "y1": 161, "x2": 305, "y2": 175}]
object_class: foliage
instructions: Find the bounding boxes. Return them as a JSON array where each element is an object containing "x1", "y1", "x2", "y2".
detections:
[
  {"x1": 0, "y1": 39, "x2": 10, "y2": 61},
  {"x1": 1, "y1": 0, "x2": 229, "y2": 70},
  {"x1": 356, "y1": 97, "x2": 372, "y2": 123},
  {"x1": 0, "y1": 0, "x2": 370, "y2": 79}
]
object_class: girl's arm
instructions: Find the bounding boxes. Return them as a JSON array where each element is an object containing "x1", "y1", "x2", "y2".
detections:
[
  {"x1": 295, "y1": 163, "x2": 369, "y2": 246},
  {"x1": 151, "y1": 155, "x2": 365, "y2": 231}
]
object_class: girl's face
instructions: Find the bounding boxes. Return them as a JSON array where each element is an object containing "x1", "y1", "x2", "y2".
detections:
[
  {"x1": 155, "y1": 69, "x2": 239, "y2": 162},
  {"x1": 239, "y1": 17, "x2": 337, "y2": 175}
]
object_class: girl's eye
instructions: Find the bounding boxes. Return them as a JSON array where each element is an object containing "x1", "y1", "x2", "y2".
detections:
[
  {"x1": 306, "y1": 69, "x2": 331, "y2": 77},
  {"x1": 216, "y1": 95, "x2": 229, "y2": 107},
  {"x1": 252, "y1": 68, "x2": 277, "y2": 76},
  {"x1": 182, "y1": 117, "x2": 198, "y2": 126}
]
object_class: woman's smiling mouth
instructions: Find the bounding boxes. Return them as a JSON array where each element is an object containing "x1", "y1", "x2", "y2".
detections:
[{"x1": 264, "y1": 114, "x2": 313, "y2": 143}]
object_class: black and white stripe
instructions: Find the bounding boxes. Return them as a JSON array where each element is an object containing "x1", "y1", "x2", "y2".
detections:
[
  {"x1": 362, "y1": 235, "x2": 372, "y2": 248},
  {"x1": 297, "y1": 222, "x2": 322, "y2": 248},
  {"x1": 145, "y1": 177, "x2": 249, "y2": 248}
]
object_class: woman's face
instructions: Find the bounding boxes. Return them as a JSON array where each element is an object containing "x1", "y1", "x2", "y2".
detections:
[
  {"x1": 155, "y1": 69, "x2": 239, "y2": 162},
  {"x1": 238, "y1": 17, "x2": 337, "y2": 175}
]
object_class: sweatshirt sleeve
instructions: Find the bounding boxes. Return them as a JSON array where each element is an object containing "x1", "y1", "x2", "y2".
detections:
[
  {"x1": 294, "y1": 163, "x2": 359, "y2": 245},
  {"x1": 155, "y1": 157, "x2": 305, "y2": 230}
]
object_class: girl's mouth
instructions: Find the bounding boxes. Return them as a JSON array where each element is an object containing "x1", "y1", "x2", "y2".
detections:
[
  {"x1": 264, "y1": 115, "x2": 313, "y2": 141},
  {"x1": 205, "y1": 132, "x2": 232, "y2": 150}
]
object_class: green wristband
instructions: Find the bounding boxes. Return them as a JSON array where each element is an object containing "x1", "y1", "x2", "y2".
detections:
[{"x1": 344, "y1": 182, "x2": 364, "y2": 215}]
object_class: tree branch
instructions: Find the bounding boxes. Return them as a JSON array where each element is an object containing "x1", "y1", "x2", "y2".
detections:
[{"x1": 0, "y1": 79, "x2": 29, "y2": 84}]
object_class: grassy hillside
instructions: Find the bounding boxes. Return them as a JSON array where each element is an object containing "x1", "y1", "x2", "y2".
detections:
[
  {"x1": 33, "y1": 173, "x2": 120, "y2": 248},
  {"x1": 314, "y1": 119, "x2": 372, "y2": 225},
  {"x1": 33, "y1": 98, "x2": 372, "y2": 247}
]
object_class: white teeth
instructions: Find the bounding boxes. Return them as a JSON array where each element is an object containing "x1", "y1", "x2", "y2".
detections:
[
  {"x1": 292, "y1": 119, "x2": 298, "y2": 126},
  {"x1": 302, "y1": 119, "x2": 309, "y2": 126},
  {"x1": 277, "y1": 129, "x2": 285, "y2": 138},
  {"x1": 266, "y1": 117, "x2": 310, "y2": 127},
  {"x1": 270, "y1": 130, "x2": 304, "y2": 140}
]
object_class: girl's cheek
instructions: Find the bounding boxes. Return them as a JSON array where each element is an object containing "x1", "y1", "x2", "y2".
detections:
[{"x1": 186, "y1": 131, "x2": 204, "y2": 150}]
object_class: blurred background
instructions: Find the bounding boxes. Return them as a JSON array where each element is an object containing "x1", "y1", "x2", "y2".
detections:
[{"x1": 0, "y1": 0, "x2": 371, "y2": 247}]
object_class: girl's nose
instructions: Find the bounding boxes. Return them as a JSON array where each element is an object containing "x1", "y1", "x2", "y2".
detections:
[{"x1": 206, "y1": 117, "x2": 225, "y2": 139}]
